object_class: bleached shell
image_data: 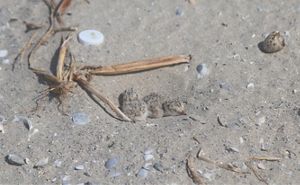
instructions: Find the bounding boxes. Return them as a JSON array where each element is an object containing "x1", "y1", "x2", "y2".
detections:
[{"x1": 6, "y1": 154, "x2": 25, "y2": 166}]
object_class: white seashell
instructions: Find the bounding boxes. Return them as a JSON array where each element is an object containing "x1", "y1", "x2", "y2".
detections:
[
  {"x1": 0, "y1": 49, "x2": 8, "y2": 58},
  {"x1": 259, "y1": 31, "x2": 285, "y2": 53},
  {"x1": 78, "y1": 30, "x2": 104, "y2": 46}
]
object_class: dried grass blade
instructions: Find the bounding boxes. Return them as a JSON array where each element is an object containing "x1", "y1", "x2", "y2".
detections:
[
  {"x1": 89, "y1": 55, "x2": 191, "y2": 75},
  {"x1": 74, "y1": 76, "x2": 132, "y2": 122}
]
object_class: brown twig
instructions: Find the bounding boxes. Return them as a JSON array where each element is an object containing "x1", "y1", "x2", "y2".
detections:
[
  {"x1": 56, "y1": 34, "x2": 72, "y2": 80},
  {"x1": 245, "y1": 161, "x2": 269, "y2": 185},
  {"x1": 248, "y1": 156, "x2": 281, "y2": 162},
  {"x1": 186, "y1": 156, "x2": 205, "y2": 185},
  {"x1": 88, "y1": 55, "x2": 191, "y2": 75},
  {"x1": 13, "y1": 32, "x2": 37, "y2": 71},
  {"x1": 197, "y1": 155, "x2": 246, "y2": 174},
  {"x1": 74, "y1": 75, "x2": 132, "y2": 122}
]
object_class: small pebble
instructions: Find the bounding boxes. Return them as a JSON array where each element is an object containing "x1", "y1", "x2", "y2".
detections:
[
  {"x1": 144, "y1": 148, "x2": 153, "y2": 155},
  {"x1": 62, "y1": 175, "x2": 71, "y2": 185},
  {"x1": 144, "y1": 154, "x2": 154, "y2": 161},
  {"x1": 189, "y1": 114, "x2": 206, "y2": 123},
  {"x1": 175, "y1": 7, "x2": 184, "y2": 16},
  {"x1": 137, "y1": 168, "x2": 149, "y2": 178},
  {"x1": 2, "y1": 59, "x2": 10, "y2": 64},
  {"x1": 225, "y1": 146, "x2": 239, "y2": 153},
  {"x1": 105, "y1": 157, "x2": 118, "y2": 169},
  {"x1": 196, "y1": 64, "x2": 209, "y2": 79},
  {"x1": 0, "y1": 49, "x2": 8, "y2": 58},
  {"x1": 54, "y1": 159, "x2": 63, "y2": 167},
  {"x1": 256, "y1": 116, "x2": 266, "y2": 126},
  {"x1": 109, "y1": 169, "x2": 122, "y2": 177},
  {"x1": 247, "y1": 83, "x2": 254, "y2": 89},
  {"x1": 257, "y1": 163, "x2": 266, "y2": 170},
  {"x1": 0, "y1": 123, "x2": 4, "y2": 133},
  {"x1": 153, "y1": 163, "x2": 164, "y2": 173},
  {"x1": 13, "y1": 115, "x2": 33, "y2": 130},
  {"x1": 75, "y1": 164, "x2": 84, "y2": 170},
  {"x1": 34, "y1": 157, "x2": 49, "y2": 168},
  {"x1": 6, "y1": 154, "x2": 25, "y2": 166},
  {"x1": 72, "y1": 112, "x2": 90, "y2": 125}
]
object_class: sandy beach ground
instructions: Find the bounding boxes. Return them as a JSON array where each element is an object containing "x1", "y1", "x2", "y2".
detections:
[{"x1": 0, "y1": 0, "x2": 300, "y2": 184}]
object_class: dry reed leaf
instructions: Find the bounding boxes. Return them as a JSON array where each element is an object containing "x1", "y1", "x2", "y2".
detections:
[
  {"x1": 57, "y1": 0, "x2": 72, "y2": 15},
  {"x1": 187, "y1": 0, "x2": 196, "y2": 5},
  {"x1": 56, "y1": 34, "x2": 72, "y2": 80},
  {"x1": 89, "y1": 55, "x2": 191, "y2": 75},
  {"x1": 74, "y1": 75, "x2": 132, "y2": 122}
]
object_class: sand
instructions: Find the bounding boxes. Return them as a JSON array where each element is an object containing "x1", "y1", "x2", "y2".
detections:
[{"x1": 0, "y1": 0, "x2": 299, "y2": 184}]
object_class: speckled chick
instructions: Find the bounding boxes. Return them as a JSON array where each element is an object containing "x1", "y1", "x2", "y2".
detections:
[
  {"x1": 143, "y1": 93, "x2": 164, "y2": 118},
  {"x1": 162, "y1": 99, "x2": 186, "y2": 117},
  {"x1": 120, "y1": 89, "x2": 148, "y2": 121},
  {"x1": 260, "y1": 31, "x2": 285, "y2": 53}
]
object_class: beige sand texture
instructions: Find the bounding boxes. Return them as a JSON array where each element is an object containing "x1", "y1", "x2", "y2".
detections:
[{"x1": 0, "y1": 0, "x2": 300, "y2": 184}]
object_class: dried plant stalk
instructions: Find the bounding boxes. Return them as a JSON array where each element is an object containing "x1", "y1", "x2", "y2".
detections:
[
  {"x1": 56, "y1": 35, "x2": 71, "y2": 80},
  {"x1": 13, "y1": 32, "x2": 37, "y2": 71},
  {"x1": 249, "y1": 156, "x2": 281, "y2": 162},
  {"x1": 245, "y1": 161, "x2": 269, "y2": 185},
  {"x1": 74, "y1": 76, "x2": 132, "y2": 121},
  {"x1": 89, "y1": 55, "x2": 191, "y2": 75}
]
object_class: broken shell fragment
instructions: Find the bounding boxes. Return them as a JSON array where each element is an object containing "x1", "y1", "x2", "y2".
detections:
[
  {"x1": 13, "y1": 116, "x2": 33, "y2": 130},
  {"x1": 6, "y1": 154, "x2": 26, "y2": 166},
  {"x1": 34, "y1": 157, "x2": 49, "y2": 168},
  {"x1": 259, "y1": 31, "x2": 285, "y2": 53}
]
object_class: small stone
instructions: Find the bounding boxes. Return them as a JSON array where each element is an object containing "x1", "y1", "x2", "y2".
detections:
[
  {"x1": 247, "y1": 83, "x2": 254, "y2": 89},
  {"x1": 196, "y1": 64, "x2": 209, "y2": 79},
  {"x1": 34, "y1": 157, "x2": 49, "y2": 168},
  {"x1": 189, "y1": 114, "x2": 206, "y2": 123},
  {"x1": 137, "y1": 168, "x2": 149, "y2": 178},
  {"x1": 105, "y1": 157, "x2": 118, "y2": 169},
  {"x1": 2, "y1": 59, "x2": 10, "y2": 64},
  {"x1": 109, "y1": 169, "x2": 122, "y2": 177},
  {"x1": 175, "y1": 8, "x2": 184, "y2": 16},
  {"x1": 6, "y1": 154, "x2": 25, "y2": 166},
  {"x1": 0, "y1": 49, "x2": 8, "y2": 58},
  {"x1": 153, "y1": 163, "x2": 164, "y2": 173},
  {"x1": 144, "y1": 154, "x2": 154, "y2": 161},
  {"x1": 13, "y1": 116, "x2": 33, "y2": 130},
  {"x1": 84, "y1": 172, "x2": 92, "y2": 177},
  {"x1": 144, "y1": 148, "x2": 153, "y2": 155},
  {"x1": 54, "y1": 159, "x2": 63, "y2": 167},
  {"x1": 75, "y1": 165, "x2": 84, "y2": 170},
  {"x1": 257, "y1": 163, "x2": 266, "y2": 170},
  {"x1": 225, "y1": 145, "x2": 239, "y2": 153},
  {"x1": 72, "y1": 112, "x2": 90, "y2": 125},
  {"x1": 62, "y1": 175, "x2": 71, "y2": 185},
  {"x1": 256, "y1": 116, "x2": 266, "y2": 126},
  {"x1": 0, "y1": 123, "x2": 4, "y2": 133}
]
